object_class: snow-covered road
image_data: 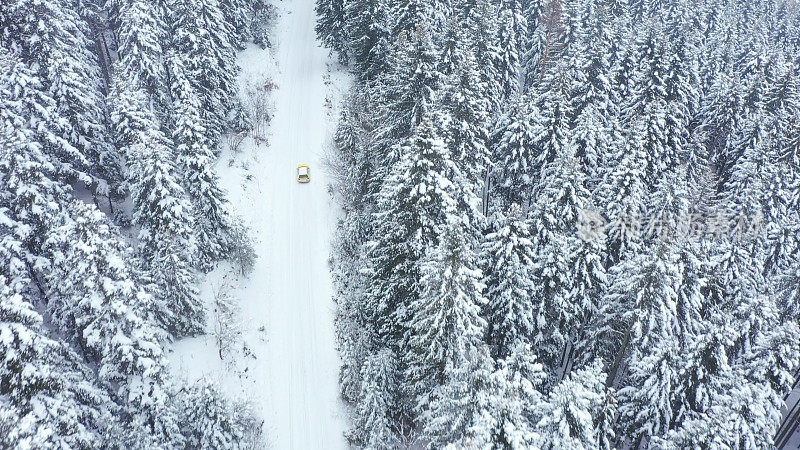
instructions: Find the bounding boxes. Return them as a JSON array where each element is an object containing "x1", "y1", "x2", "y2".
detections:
[
  {"x1": 250, "y1": 0, "x2": 348, "y2": 447},
  {"x1": 169, "y1": 0, "x2": 349, "y2": 447}
]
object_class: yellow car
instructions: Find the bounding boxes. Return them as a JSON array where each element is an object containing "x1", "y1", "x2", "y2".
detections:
[{"x1": 297, "y1": 164, "x2": 310, "y2": 183}]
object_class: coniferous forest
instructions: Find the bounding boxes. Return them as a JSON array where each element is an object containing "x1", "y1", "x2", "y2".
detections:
[
  {"x1": 318, "y1": 0, "x2": 800, "y2": 447},
  {"x1": 0, "y1": 0, "x2": 269, "y2": 447},
  {"x1": 3, "y1": 0, "x2": 800, "y2": 446}
]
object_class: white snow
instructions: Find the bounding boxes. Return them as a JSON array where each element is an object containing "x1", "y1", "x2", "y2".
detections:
[{"x1": 168, "y1": 0, "x2": 350, "y2": 448}]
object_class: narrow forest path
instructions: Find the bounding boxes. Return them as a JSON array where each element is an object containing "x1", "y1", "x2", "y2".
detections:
[{"x1": 169, "y1": 0, "x2": 349, "y2": 447}]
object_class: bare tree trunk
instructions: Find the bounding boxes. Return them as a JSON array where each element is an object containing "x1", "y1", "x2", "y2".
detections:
[{"x1": 606, "y1": 325, "x2": 633, "y2": 388}]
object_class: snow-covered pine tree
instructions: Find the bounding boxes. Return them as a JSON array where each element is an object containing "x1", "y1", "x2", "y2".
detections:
[
  {"x1": 696, "y1": 72, "x2": 743, "y2": 189},
  {"x1": 405, "y1": 217, "x2": 489, "y2": 418},
  {"x1": 617, "y1": 338, "x2": 681, "y2": 446},
  {"x1": 218, "y1": 0, "x2": 257, "y2": 50},
  {"x1": 490, "y1": 93, "x2": 537, "y2": 209},
  {"x1": 534, "y1": 360, "x2": 614, "y2": 449},
  {"x1": 110, "y1": 74, "x2": 204, "y2": 336},
  {"x1": 528, "y1": 147, "x2": 605, "y2": 375},
  {"x1": 595, "y1": 118, "x2": 649, "y2": 262},
  {"x1": 566, "y1": 0, "x2": 623, "y2": 188},
  {"x1": 740, "y1": 316, "x2": 800, "y2": 417},
  {"x1": 391, "y1": 0, "x2": 445, "y2": 37},
  {"x1": 520, "y1": 0, "x2": 544, "y2": 87},
  {"x1": 621, "y1": 24, "x2": 694, "y2": 187},
  {"x1": 316, "y1": 0, "x2": 349, "y2": 63},
  {"x1": 167, "y1": 53, "x2": 236, "y2": 271},
  {"x1": 493, "y1": 0, "x2": 527, "y2": 103},
  {"x1": 778, "y1": 235, "x2": 800, "y2": 321},
  {"x1": 367, "y1": 112, "x2": 457, "y2": 359},
  {"x1": 377, "y1": 21, "x2": 442, "y2": 150},
  {"x1": 422, "y1": 347, "x2": 494, "y2": 448},
  {"x1": 348, "y1": 349, "x2": 399, "y2": 449},
  {"x1": 439, "y1": 37, "x2": 491, "y2": 218},
  {"x1": 179, "y1": 378, "x2": 258, "y2": 449},
  {"x1": 483, "y1": 204, "x2": 537, "y2": 359},
  {"x1": 664, "y1": 296, "x2": 798, "y2": 449},
  {"x1": 41, "y1": 201, "x2": 185, "y2": 446},
  {"x1": 330, "y1": 102, "x2": 376, "y2": 404},
  {"x1": 761, "y1": 65, "x2": 800, "y2": 277},
  {"x1": 452, "y1": 0, "x2": 500, "y2": 112},
  {"x1": 643, "y1": 168, "x2": 691, "y2": 245},
  {"x1": 486, "y1": 342, "x2": 546, "y2": 448},
  {"x1": 529, "y1": 70, "x2": 572, "y2": 186},
  {"x1": 592, "y1": 244, "x2": 684, "y2": 386},
  {"x1": 345, "y1": 0, "x2": 391, "y2": 80},
  {"x1": 659, "y1": 319, "x2": 734, "y2": 448},
  {"x1": 168, "y1": 0, "x2": 238, "y2": 145},
  {"x1": 0, "y1": 275, "x2": 117, "y2": 448},
  {"x1": 1, "y1": 0, "x2": 123, "y2": 202},
  {"x1": 0, "y1": 51, "x2": 73, "y2": 256},
  {"x1": 114, "y1": 0, "x2": 169, "y2": 108}
]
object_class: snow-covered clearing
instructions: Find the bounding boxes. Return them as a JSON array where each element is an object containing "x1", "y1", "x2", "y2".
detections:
[{"x1": 168, "y1": 0, "x2": 350, "y2": 447}]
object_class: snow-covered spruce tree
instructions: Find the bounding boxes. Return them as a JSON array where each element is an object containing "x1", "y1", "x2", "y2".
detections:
[
  {"x1": 696, "y1": 72, "x2": 744, "y2": 188},
  {"x1": 662, "y1": 294, "x2": 798, "y2": 449},
  {"x1": 0, "y1": 208, "x2": 29, "y2": 296},
  {"x1": 452, "y1": 0, "x2": 500, "y2": 112},
  {"x1": 529, "y1": 71, "x2": 572, "y2": 186},
  {"x1": 0, "y1": 51, "x2": 73, "y2": 256},
  {"x1": 592, "y1": 244, "x2": 684, "y2": 386},
  {"x1": 759, "y1": 64, "x2": 800, "y2": 277},
  {"x1": 316, "y1": 0, "x2": 349, "y2": 63},
  {"x1": 0, "y1": 275, "x2": 117, "y2": 448},
  {"x1": 344, "y1": 0, "x2": 391, "y2": 81},
  {"x1": 643, "y1": 167, "x2": 691, "y2": 246},
  {"x1": 1, "y1": 0, "x2": 123, "y2": 202},
  {"x1": 180, "y1": 378, "x2": 260, "y2": 449},
  {"x1": 331, "y1": 108, "x2": 379, "y2": 404},
  {"x1": 113, "y1": 0, "x2": 169, "y2": 109},
  {"x1": 487, "y1": 342, "x2": 546, "y2": 448},
  {"x1": 778, "y1": 236, "x2": 800, "y2": 321},
  {"x1": 519, "y1": 0, "x2": 544, "y2": 87},
  {"x1": 490, "y1": 93, "x2": 537, "y2": 209},
  {"x1": 348, "y1": 349, "x2": 399, "y2": 449},
  {"x1": 376, "y1": 21, "x2": 442, "y2": 152},
  {"x1": 367, "y1": 112, "x2": 457, "y2": 365},
  {"x1": 439, "y1": 29, "x2": 491, "y2": 195},
  {"x1": 620, "y1": 24, "x2": 695, "y2": 187},
  {"x1": 482, "y1": 204, "x2": 537, "y2": 359},
  {"x1": 527, "y1": 147, "x2": 605, "y2": 375},
  {"x1": 167, "y1": 0, "x2": 237, "y2": 145},
  {"x1": 595, "y1": 118, "x2": 649, "y2": 263},
  {"x1": 218, "y1": 0, "x2": 263, "y2": 50},
  {"x1": 493, "y1": 0, "x2": 527, "y2": 104},
  {"x1": 406, "y1": 217, "x2": 492, "y2": 445},
  {"x1": 617, "y1": 338, "x2": 682, "y2": 446},
  {"x1": 391, "y1": 0, "x2": 446, "y2": 38},
  {"x1": 534, "y1": 360, "x2": 615, "y2": 449},
  {"x1": 167, "y1": 53, "x2": 237, "y2": 272},
  {"x1": 566, "y1": 0, "x2": 623, "y2": 189},
  {"x1": 422, "y1": 347, "x2": 494, "y2": 448},
  {"x1": 658, "y1": 321, "x2": 736, "y2": 449},
  {"x1": 41, "y1": 202, "x2": 186, "y2": 447},
  {"x1": 110, "y1": 75, "x2": 204, "y2": 336}
]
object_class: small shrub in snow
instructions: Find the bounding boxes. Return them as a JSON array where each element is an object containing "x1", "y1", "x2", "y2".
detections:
[
  {"x1": 241, "y1": 75, "x2": 275, "y2": 144},
  {"x1": 212, "y1": 273, "x2": 243, "y2": 363},
  {"x1": 229, "y1": 218, "x2": 257, "y2": 276}
]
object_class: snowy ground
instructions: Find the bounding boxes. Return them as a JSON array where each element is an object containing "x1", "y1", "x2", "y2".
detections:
[{"x1": 168, "y1": 0, "x2": 350, "y2": 447}]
